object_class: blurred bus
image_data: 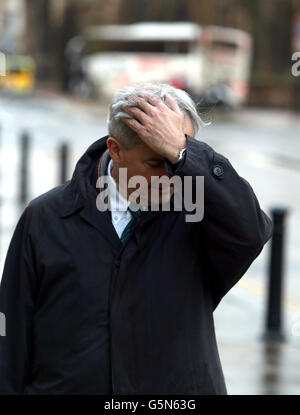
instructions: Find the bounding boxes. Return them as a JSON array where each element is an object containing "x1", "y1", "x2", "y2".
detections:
[{"x1": 66, "y1": 22, "x2": 253, "y2": 108}]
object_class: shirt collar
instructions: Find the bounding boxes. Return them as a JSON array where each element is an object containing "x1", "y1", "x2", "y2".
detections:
[{"x1": 107, "y1": 159, "x2": 130, "y2": 212}]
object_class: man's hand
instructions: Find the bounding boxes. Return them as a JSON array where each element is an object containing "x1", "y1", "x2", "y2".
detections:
[{"x1": 122, "y1": 94, "x2": 187, "y2": 164}]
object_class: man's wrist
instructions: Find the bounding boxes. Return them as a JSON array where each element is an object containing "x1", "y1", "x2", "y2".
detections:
[
  {"x1": 164, "y1": 149, "x2": 186, "y2": 175},
  {"x1": 166, "y1": 136, "x2": 187, "y2": 164}
]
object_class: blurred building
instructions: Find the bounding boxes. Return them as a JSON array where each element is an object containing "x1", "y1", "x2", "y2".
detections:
[
  {"x1": 0, "y1": 0, "x2": 26, "y2": 54},
  {"x1": 7, "y1": 0, "x2": 297, "y2": 108}
]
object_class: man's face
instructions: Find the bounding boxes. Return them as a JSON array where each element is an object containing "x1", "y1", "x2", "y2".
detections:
[{"x1": 107, "y1": 115, "x2": 194, "y2": 207}]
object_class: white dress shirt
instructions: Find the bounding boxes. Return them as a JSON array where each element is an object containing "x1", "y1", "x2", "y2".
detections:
[{"x1": 107, "y1": 159, "x2": 147, "y2": 238}]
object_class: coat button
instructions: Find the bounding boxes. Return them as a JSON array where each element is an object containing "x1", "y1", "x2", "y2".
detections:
[{"x1": 213, "y1": 165, "x2": 224, "y2": 178}]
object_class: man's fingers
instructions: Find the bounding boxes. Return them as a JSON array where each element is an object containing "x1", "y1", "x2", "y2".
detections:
[
  {"x1": 164, "y1": 94, "x2": 181, "y2": 114},
  {"x1": 122, "y1": 117, "x2": 145, "y2": 135},
  {"x1": 127, "y1": 94, "x2": 158, "y2": 112},
  {"x1": 125, "y1": 94, "x2": 181, "y2": 117},
  {"x1": 133, "y1": 97, "x2": 154, "y2": 115},
  {"x1": 124, "y1": 106, "x2": 149, "y2": 124},
  {"x1": 143, "y1": 93, "x2": 160, "y2": 107}
]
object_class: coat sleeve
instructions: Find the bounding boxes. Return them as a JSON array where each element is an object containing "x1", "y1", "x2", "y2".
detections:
[
  {"x1": 165, "y1": 135, "x2": 273, "y2": 311},
  {"x1": 0, "y1": 205, "x2": 38, "y2": 394}
]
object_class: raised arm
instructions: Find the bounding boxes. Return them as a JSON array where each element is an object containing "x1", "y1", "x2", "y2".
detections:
[{"x1": 165, "y1": 135, "x2": 273, "y2": 310}]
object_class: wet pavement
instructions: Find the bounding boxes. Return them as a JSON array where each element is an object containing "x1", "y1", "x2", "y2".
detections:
[
  {"x1": 0, "y1": 91, "x2": 299, "y2": 395},
  {"x1": 214, "y1": 280, "x2": 300, "y2": 394}
]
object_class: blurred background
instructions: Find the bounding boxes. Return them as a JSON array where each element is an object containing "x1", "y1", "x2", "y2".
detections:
[{"x1": 0, "y1": 0, "x2": 300, "y2": 395}]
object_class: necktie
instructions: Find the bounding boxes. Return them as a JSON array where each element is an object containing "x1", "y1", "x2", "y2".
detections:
[{"x1": 120, "y1": 205, "x2": 143, "y2": 244}]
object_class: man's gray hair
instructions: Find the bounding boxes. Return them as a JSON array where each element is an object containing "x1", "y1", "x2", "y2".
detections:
[{"x1": 107, "y1": 83, "x2": 206, "y2": 149}]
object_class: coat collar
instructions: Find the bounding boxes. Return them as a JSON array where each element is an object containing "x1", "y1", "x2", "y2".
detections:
[
  {"x1": 59, "y1": 135, "x2": 124, "y2": 249},
  {"x1": 60, "y1": 135, "x2": 109, "y2": 218}
]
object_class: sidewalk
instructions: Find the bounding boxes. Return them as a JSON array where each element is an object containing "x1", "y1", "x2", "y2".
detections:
[
  {"x1": 33, "y1": 87, "x2": 109, "y2": 118},
  {"x1": 214, "y1": 273, "x2": 300, "y2": 395},
  {"x1": 30, "y1": 88, "x2": 300, "y2": 128}
]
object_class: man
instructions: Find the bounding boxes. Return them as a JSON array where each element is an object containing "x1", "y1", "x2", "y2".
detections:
[{"x1": 0, "y1": 83, "x2": 273, "y2": 394}]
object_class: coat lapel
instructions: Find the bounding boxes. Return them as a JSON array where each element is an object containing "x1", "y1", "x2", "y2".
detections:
[{"x1": 79, "y1": 203, "x2": 123, "y2": 251}]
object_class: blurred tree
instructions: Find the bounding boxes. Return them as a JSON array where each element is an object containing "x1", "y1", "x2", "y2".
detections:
[
  {"x1": 119, "y1": 0, "x2": 188, "y2": 23},
  {"x1": 136, "y1": 0, "x2": 150, "y2": 21},
  {"x1": 176, "y1": 0, "x2": 188, "y2": 21},
  {"x1": 161, "y1": 0, "x2": 182, "y2": 21},
  {"x1": 242, "y1": 0, "x2": 293, "y2": 74},
  {"x1": 240, "y1": 0, "x2": 294, "y2": 107},
  {"x1": 25, "y1": 0, "x2": 54, "y2": 80},
  {"x1": 60, "y1": 1, "x2": 79, "y2": 90}
]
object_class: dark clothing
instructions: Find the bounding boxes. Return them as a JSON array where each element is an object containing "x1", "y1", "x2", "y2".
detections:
[{"x1": 0, "y1": 135, "x2": 273, "y2": 394}]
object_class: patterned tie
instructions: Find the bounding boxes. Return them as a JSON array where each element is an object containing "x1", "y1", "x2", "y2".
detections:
[{"x1": 120, "y1": 205, "x2": 143, "y2": 244}]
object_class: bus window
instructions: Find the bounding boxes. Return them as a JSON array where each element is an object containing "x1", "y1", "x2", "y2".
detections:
[
  {"x1": 209, "y1": 41, "x2": 238, "y2": 50},
  {"x1": 85, "y1": 40, "x2": 192, "y2": 55}
]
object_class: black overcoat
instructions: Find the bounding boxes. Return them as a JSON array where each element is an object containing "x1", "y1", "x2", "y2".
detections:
[{"x1": 0, "y1": 135, "x2": 273, "y2": 394}]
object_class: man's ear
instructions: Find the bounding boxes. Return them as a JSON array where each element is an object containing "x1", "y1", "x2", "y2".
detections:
[{"x1": 107, "y1": 136, "x2": 124, "y2": 164}]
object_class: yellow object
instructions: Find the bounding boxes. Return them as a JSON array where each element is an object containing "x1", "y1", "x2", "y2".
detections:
[{"x1": 0, "y1": 55, "x2": 36, "y2": 93}]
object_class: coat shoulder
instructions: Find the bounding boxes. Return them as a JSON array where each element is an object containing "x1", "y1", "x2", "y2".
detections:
[
  {"x1": 27, "y1": 181, "x2": 71, "y2": 213},
  {"x1": 21, "y1": 182, "x2": 72, "y2": 238}
]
